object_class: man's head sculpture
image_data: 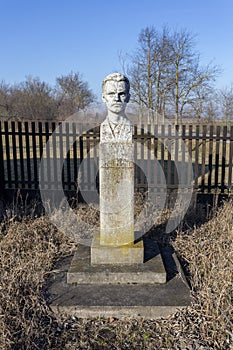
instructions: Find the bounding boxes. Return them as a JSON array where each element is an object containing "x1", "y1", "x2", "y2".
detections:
[
  {"x1": 102, "y1": 73, "x2": 130, "y2": 117},
  {"x1": 100, "y1": 73, "x2": 132, "y2": 142}
]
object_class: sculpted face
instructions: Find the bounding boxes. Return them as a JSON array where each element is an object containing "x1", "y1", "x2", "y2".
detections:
[{"x1": 102, "y1": 80, "x2": 130, "y2": 115}]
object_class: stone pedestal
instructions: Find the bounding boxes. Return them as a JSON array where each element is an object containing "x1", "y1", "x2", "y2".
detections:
[
  {"x1": 91, "y1": 142, "x2": 144, "y2": 265},
  {"x1": 67, "y1": 238, "x2": 166, "y2": 284},
  {"x1": 91, "y1": 233, "x2": 144, "y2": 265},
  {"x1": 52, "y1": 242, "x2": 191, "y2": 319}
]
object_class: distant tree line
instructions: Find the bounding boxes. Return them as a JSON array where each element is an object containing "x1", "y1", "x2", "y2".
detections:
[{"x1": 0, "y1": 72, "x2": 95, "y2": 121}]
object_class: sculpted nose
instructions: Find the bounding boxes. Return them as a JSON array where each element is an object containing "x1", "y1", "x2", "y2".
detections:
[{"x1": 114, "y1": 93, "x2": 120, "y2": 101}]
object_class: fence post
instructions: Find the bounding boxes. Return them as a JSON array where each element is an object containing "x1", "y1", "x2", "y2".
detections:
[
  {"x1": 228, "y1": 126, "x2": 233, "y2": 191},
  {"x1": 0, "y1": 121, "x2": 5, "y2": 198}
]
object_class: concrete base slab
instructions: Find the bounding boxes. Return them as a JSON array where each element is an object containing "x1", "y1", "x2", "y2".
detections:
[
  {"x1": 46, "y1": 244, "x2": 191, "y2": 319},
  {"x1": 67, "y1": 239, "x2": 166, "y2": 284}
]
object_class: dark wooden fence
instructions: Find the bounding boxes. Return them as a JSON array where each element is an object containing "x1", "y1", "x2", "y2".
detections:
[{"x1": 0, "y1": 121, "x2": 232, "y2": 200}]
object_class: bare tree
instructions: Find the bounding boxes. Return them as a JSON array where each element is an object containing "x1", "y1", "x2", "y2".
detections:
[
  {"x1": 123, "y1": 26, "x2": 219, "y2": 124},
  {"x1": 168, "y1": 30, "x2": 220, "y2": 123},
  {"x1": 167, "y1": 29, "x2": 197, "y2": 123},
  {"x1": 8, "y1": 76, "x2": 57, "y2": 121},
  {"x1": 0, "y1": 81, "x2": 10, "y2": 117},
  {"x1": 152, "y1": 26, "x2": 174, "y2": 123},
  {"x1": 55, "y1": 71, "x2": 96, "y2": 119},
  {"x1": 219, "y1": 84, "x2": 233, "y2": 122},
  {"x1": 0, "y1": 72, "x2": 96, "y2": 121},
  {"x1": 126, "y1": 27, "x2": 158, "y2": 123}
]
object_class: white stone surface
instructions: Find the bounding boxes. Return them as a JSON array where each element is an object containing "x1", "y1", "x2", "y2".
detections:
[
  {"x1": 99, "y1": 143, "x2": 134, "y2": 246},
  {"x1": 100, "y1": 116, "x2": 132, "y2": 143},
  {"x1": 100, "y1": 72, "x2": 132, "y2": 143},
  {"x1": 91, "y1": 73, "x2": 144, "y2": 263}
]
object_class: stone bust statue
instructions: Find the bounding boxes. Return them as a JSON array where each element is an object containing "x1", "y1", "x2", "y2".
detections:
[{"x1": 100, "y1": 73, "x2": 132, "y2": 143}]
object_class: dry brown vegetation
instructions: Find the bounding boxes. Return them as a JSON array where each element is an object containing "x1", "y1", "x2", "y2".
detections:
[{"x1": 0, "y1": 198, "x2": 232, "y2": 349}]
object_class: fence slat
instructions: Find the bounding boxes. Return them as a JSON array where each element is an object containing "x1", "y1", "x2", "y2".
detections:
[
  {"x1": 228, "y1": 126, "x2": 233, "y2": 190},
  {"x1": 153, "y1": 124, "x2": 158, "y2": 188},
  {"x1": 201, "y1": 125, "x2": 207, "y2": 192},
  {"x1": 92, "y1": 126, "x2": 99, "y2": 193},
  {"x1": 44, "y1": 122, "x2": 51, "y2": 189},
  {"x1": 59, "y1": 123, "x2": 64, "y2": 189},
  {"x1": 134, "y1": 125, "x2": 138, "y2": 188},
  {"x1": 31, "y1": 122, "x2": 38, "y2": 189},
  {"x1": 208, "y1": 125, "x2": 214, "y2": 192},
  {"x1": 181, "y1": 125, "x2": 186, "y2": 186},
  {"x1": 0, "y1": 122, "x2": 5, "y2": 194},
  {"x1": 167, "y1": 125, "x2": 172, "y2": 187},
  {"x1": 147, "y1": 124, "x2": 152, "y2": 187},
  {"x1": 24, "y1": 122, "x2": 32, "y2": 189},
  {"x1": 185, "y1": 124, "x2": 192, "y2": 190},
  {"x1": 214, "y1": 126, "x2": 221, "y2": 189},
  {"x1": 4, "y1": 122, "x2": 12, "y2": 188},
  {"x1": 11, "y1": 122, "x2": 19, "y2": 188},
  {"x1": 221, "y1": 126, "x2": 227, "y2": 193},
  {"x1": 140, "y1": 124, "x2": 145, "y2": 188},
  {"x1": 86, "y1": 129, "x2": 91, "y2": 190},
  {"x1": 38, "y1": 122, "x2": 44, "y2": 187},
  {"x1": 51, "y1": 122, "x2": 58, "y2": 189},
  {"x1": 174, "y1": 125, "x2": 179, "y2": 187},
  {"x1": 72, "y1": 123, "x2": 78, "y2": 188},
  {"x1": 194, "y1": 125, "x2": 199, "y2": 189},
  {"x1": 160, "y1": 125, "x2": 165, "y2": 190},
  {"x1": 18, "y1": 122, "x2": 25, "y2": 189}
]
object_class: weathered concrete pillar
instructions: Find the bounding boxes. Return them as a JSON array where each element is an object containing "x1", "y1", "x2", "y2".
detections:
[
  {"x1": 99, "y1": 142, "x2": 134, "y2": 246},
  {"x1": 91, "y1": 141, "x2": 143, "y2": 264}
]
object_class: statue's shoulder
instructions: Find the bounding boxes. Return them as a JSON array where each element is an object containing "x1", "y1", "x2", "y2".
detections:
[
  {"x1": 122, "y1": 117, "x2": 132, "y2": 132},
  {"x1": 100, "y1": 118, "x2": 110, "y2": 133},
  {"x1": 100, "y1": 118, "x2": 111, "y2": 142},
  {"x1": 124, "y1": 117, "x2": 132, "y2": 126},
  {"x1": 101, "y1": 118, "x2": 108, "y2": 126}
]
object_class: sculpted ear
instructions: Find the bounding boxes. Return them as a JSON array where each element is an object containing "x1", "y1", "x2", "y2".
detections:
[
  {"x1": 102, "y1": 94, "x2": 106, "y2": 103},
  {"x1": 125, "y1": 93, "x2": 130, "y2": 103}
]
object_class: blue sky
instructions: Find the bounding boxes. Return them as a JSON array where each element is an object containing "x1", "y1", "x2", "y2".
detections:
[{"x1": 0, "y1": 0, "x2": 233, "y2": 101}]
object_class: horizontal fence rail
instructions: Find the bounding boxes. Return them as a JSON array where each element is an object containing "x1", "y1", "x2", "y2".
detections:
[{"x1": 0, "y1": 121, "x2": 232, "y2": 198}]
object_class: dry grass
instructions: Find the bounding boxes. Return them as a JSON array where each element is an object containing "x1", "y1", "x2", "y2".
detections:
[
  {"x1": 173, "y1": 199, "x2": 233, "y2": 348},
  {"x1": 0, "y1": 198, "x2": 232, "y2": 349},
  {"x1": 0, "y1": 215, "x2": 74, "y2": 349}
]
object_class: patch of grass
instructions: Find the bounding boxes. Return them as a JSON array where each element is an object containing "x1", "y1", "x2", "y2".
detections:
[
  {"x1": 0, "y1": 198, "x2": 232, "y2": 349},
  {"x1": 173, "y1": 199, "x2": 233, "y2": 347},
  {"x1": 0, "y1": 215, "x2": 74, "y2": 349}
]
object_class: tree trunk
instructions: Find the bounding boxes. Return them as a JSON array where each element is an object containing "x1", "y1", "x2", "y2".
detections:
[{"x1": 175, "y1": 62, "x2": 179, "y2": 124}]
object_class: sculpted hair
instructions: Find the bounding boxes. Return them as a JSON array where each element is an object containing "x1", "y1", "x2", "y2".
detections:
[{"x1": 102, "y1": 73, "x2": 130, "y2": 93}]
